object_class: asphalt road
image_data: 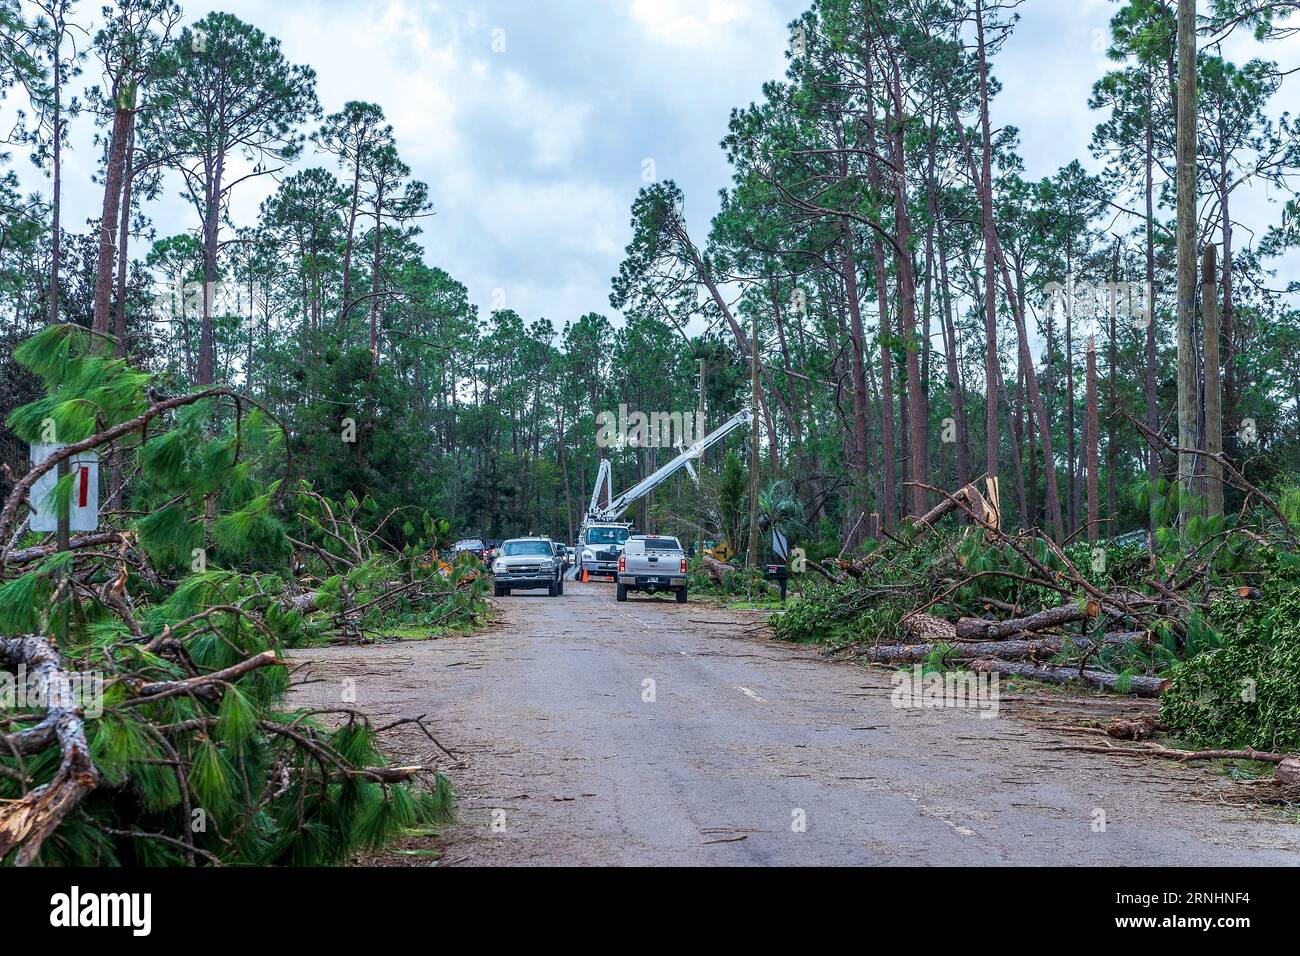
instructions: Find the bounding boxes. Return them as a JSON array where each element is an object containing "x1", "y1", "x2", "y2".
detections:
[{"x1": 291, "y1": 580, "x2": 1300, "y2": 866}]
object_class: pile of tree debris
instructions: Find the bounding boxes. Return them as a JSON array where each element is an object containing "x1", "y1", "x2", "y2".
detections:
[
  {"x1": 773, "y1": 473, "x2": 1300, "y2": 783},
  {"x1": 1, "y1": 326, "x2": 473, "y2": 866}
]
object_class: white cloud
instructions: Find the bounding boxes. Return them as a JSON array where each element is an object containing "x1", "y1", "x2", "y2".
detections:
[
  {"x1": 14, "y1": 0, "x2": 1297, "y2": 343},
  {"x1": 629, "y1": 0, "x2": 754, "y2": 48}
]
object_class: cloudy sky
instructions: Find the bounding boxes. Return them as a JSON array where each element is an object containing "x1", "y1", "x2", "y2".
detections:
[{"x1": 39, "y1": 0, "x2": 1300, "y2": 332}]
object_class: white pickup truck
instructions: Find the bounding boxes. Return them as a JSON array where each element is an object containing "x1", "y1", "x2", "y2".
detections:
[{"x1": 616, "y1": 535, "x2": 688, "y2": 603}]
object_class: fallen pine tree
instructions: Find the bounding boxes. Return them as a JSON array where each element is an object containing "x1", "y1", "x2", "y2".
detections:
[
  {"x1": 1, "y1": 326, "x2": 471, "y2": 866},
  {"x1": 772, "y1": 461, "x2": 1300, "y2": 750}
]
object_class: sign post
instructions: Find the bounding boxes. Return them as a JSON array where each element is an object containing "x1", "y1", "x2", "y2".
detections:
[
  {"x1": 28, "y1": 444, "x2": 99, "y2": 533},
  {"x1": 30, "y1": 444, "x2": 100, "y2": 645}
]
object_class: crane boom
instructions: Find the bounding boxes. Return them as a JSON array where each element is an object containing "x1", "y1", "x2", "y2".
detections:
[
  {"x1": 587, "y1": 458, "x2": 612, "y2": 516},
  {"x1": 589, "y1": 408, "x2": 752, "y2": 522}
]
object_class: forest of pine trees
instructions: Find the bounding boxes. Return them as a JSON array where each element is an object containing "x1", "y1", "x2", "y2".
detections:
[
  {"x1": 3, "y1": 0, "x2": 1300, "y2": 866},
  {"x1": 2, "y1": 2, "x2": 1296, "y2": 551}
]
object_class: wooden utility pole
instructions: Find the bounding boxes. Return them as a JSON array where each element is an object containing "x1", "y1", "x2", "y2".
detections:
[
  {"x1": 1175, "y1": 0, "x2": 1199, "y2": 530},
  {"x1": 1203, "y1": 244, "x2": 1223, "y2": 517},
  {"x1": 747, "y1": 312, "x2": 760, "y2": 569},
  {"x1": 698, "y1": 358, "x2": 707, "y2": 467}
]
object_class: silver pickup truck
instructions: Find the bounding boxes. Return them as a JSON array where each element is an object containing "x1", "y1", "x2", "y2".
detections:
[
  {"x1": 616, "y1": 534, "x2": 688, "y2": 603},
  {"x1": 492, "y1": 537, "x2": 564, "y2": 597}
]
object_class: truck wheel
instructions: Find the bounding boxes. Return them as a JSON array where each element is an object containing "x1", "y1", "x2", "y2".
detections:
[
  {"x1": 616, "y1": 582, "x2": 628, "y2": 602},
  {"x1": 676, "y1": 587, "x2": 688, "y2": 604},
  {"x1": 548, "y1": 581, "x2": 558, "y2": 597},
  {"x1": 557, "y1": 577, "x2": 564, "y2": 595},
  {"x1": 494, "y1": 584, "x2": 507, "y2": 597}
]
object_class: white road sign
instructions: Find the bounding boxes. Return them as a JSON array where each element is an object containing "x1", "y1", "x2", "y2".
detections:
[
  {"x1": 29, "y1": 443, "x2": 99, "y2": 533},
  {"x1": 772, "y1": 527, "x2": 789, "y2": 560}
]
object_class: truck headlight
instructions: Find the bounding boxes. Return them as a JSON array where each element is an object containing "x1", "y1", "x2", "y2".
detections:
[{"x1": 492, "y1": 559, "x2": 506, "y2": 573}]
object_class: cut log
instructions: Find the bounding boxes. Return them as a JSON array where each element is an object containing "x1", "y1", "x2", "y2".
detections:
[
  {"x1": 697, "y1": 555, "x2": 772, "y2": 593},
  {"x1": 1277, "y1": 756, "x2": 1300, "y2": 786},
  {"x1": 867, "y1": 632, "x2": 1148, "y2": 664},
  {"x1": 288, "y1": 590, "x2": 325, "y2": 614},
  {"x1": 901, "y1": 612, "x2": 955, "y2": 643},
  {"x1": 967, "y1": 658, "x2": 1169, "y2": 697},
  {"x1": 1106, "y1": 715, "x2": 1164, "y2": 740},
  {"x1": 956, "y1": 601, "x2": 1099, "y2": 641},
  {"x1": 700, "y1": 555, "x2": 730, "y2": 585}
]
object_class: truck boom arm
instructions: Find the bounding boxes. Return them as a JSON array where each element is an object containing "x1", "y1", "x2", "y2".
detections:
[
  {"x1": 589, "y1": 408, "x2": 752, "y2": 522},
  {"x1": 587, "y1": 458, "x2": 613, "y2": 517}
]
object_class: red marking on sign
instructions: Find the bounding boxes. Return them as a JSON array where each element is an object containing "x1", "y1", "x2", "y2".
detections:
[{"x1": 78, "y1": 465, "x2": 89, "y2": 508}]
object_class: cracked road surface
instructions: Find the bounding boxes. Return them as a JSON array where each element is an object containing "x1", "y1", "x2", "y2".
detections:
[{"x1": 290, "y1": 581, "x2": 1300, "y2": 865}]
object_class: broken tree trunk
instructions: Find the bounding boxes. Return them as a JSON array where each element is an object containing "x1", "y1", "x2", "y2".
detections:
[
  {"x1": 834, "y1": 557, "x2": 865, "y2": 578},
  {"x1": 968, "y1": 658, "x2": 1169, "y2": 697},
  {"x1": 910, "y1": 481, "x2": 994, "y2": 534},
  {"x1": 0, "y1": 635, "x2": 100, "y2": 866}
]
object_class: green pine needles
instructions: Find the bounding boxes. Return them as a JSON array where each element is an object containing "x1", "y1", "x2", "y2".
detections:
[{"x1": 1, "y1": 326, "x2": 464, "y2": 866}]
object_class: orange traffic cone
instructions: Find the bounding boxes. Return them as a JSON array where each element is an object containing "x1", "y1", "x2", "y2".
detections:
[{"x1": 581, "y1": 569, "x2": 589, "y2": 583}]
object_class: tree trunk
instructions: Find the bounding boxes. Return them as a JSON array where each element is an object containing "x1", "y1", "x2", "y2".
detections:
[
  {"x1": 1107, "y1": 252, "x2": 1118, "y2": 536},
  {"x1": 340, "y1": 160, "x2": 363, "y2": 335},
  {"x1": 1203, "y1": 244, "x2": 1223, "y2": 517},
  {"x1": 1144, "y1": 73, "x2": 1160, "y2": 499},
  {"x1": 976, "y1": 0, "x2": 999, "y2": 489},
  {"x1": 1175, "y1": 0, "x2": 1199, "y2": 529},
  {"x1": 368, "y1": 191, "x2": 384, "y2": 367},
  {"x1": 93, "y1": 92, "x2": 134, "y2": 336},
  {"x1": 886, "y1": 63, "x2": 928, "y2": 517},
  {"x1": 868, "y1": 632, "x2": 1150, "y2": 664},
  {"x1": 1065, "y1": 290, "x2": 1078, "y2": 535},
  {"x1": 937, "y1": 221, "x2": 969, "y2": 495},
  {"x1": 199, "y1": 151, "x2": 225, "y2": 386},
  {"x1": 1220, "y1": 169, "x2": 1236, "y2": 462},
  {"x1": 1086, "y1": 336, "x2": 1100, "y2": 541},
  {"x1": 846, "y1": 227, "x2": 885, "y2": 534},
  {"x1": 113, "y1": 125, "x2": 136, "y2": 356},
  {"x1": 956, "y1": 601, "x2": 1099, "y2": 641},
  {"x1": 48, "y1": 49, "x2": 63, "y2": 328},
  {"x1": 968, "y1": 658, "x2": 1168, "y2": 697}
]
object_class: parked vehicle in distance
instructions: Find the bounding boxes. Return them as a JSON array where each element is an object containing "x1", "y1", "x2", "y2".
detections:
[
  {"x1": 492, "y1": 537, "x2": 564, "y2": 597},
  {"x1": 451, "y1": 538, "x2": 488, "y2": 562},
  {"x1": 551, "y1": 540, "x2": 572, "y2": 568},
  {"x1": 616, "y1": 534, "x2": 688, "y2": 603}
]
